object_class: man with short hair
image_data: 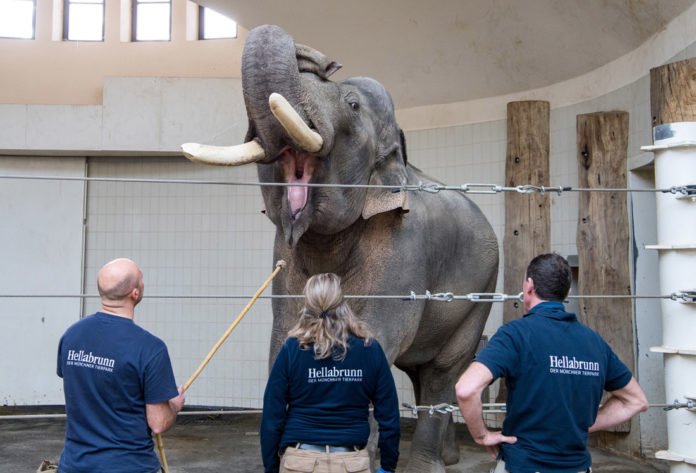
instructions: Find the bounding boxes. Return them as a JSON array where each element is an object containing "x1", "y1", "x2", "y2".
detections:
[
  {"x1": 57, "y1": 258, "x2": 185, "y2": 473},
  {"x1": 455, "y1": 253, "x2": 648, "y2": 473}
]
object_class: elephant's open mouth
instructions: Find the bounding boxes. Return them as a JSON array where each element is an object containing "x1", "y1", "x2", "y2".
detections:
[{"x1": 280, "y1": 147, "x2": 318, "y2": 221}]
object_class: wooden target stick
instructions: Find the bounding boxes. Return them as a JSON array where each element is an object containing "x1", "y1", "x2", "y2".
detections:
[{"x1": 156, "y1": 260, "x2": 287, "y2": 472}]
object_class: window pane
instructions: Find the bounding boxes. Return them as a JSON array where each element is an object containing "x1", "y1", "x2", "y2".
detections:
[
  {"x1": 0, "y1": 0, "x2": 35, "y2": 39},
  {"x1": 67, "y1": 3, "x2": 103, "y2": 41},
  {"x1": 136, "y1": 3, "x2": 170, "y2": 41},
  {"x1": 202, "y1": 7, "x2": 237, "y2": 40}
]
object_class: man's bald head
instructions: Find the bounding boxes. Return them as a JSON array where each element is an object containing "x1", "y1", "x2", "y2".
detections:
[{"x1": 97, "y1": 258, "x2": 143, "y2": 305}]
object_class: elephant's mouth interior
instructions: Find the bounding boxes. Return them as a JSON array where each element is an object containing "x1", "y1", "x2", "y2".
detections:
[{"x1": 280, "y1": 147, "x2": 318, "y2": 221}]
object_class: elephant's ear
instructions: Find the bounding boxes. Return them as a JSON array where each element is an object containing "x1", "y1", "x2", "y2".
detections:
[
  {"x1": 295, "y1": 43, "x2": 342, "y2": 79},
  {"x1": 362, "y1": 129, "x2": 409, "y2": 220}
]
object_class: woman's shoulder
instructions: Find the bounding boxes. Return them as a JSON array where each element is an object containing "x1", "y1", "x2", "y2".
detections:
[
  {"x1": 348, "y1": 334, "x2": 382, "y2": 352},
  {"x1": 283, "y1": 336, "x2": 301, "y2": 348}
]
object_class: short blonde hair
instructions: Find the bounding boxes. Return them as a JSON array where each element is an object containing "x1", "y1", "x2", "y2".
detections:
[{"x1": 287, "y1": 273, "x2": 372, "y2": 360}]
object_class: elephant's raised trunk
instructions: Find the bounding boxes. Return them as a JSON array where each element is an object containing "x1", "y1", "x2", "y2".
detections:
[
  {"x1": 242, "y1": 25, "x2": 312, "y2": 159},
  {"x1": 181, "y1": 25, "x2": 326, "y2": 167}
]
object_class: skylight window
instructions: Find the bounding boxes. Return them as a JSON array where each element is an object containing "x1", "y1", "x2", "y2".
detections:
[
  {"x1": 0, "y1": 0, "x2": 35, "y2": 39},
  {"x1": 133, "y1": 0, "x2": 171, "y2": 41},
  {"x1": 64, "y1": 0, "x2": 104, "y2": 41},
  {"x1": 199, "y1": 6, "x2": 237, "y2": 40}
]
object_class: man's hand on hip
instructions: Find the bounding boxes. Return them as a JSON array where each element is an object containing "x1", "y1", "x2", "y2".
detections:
[{"x1": 475, "y1": 431, "x2": 517, "y2": 459}]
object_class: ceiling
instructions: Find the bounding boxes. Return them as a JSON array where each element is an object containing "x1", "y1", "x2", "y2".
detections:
[{"x1": 195, "y1": 0, "x2": 696, "y2": 110}]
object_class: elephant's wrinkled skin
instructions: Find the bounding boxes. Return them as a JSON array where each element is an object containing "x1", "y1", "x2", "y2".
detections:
[{"x1": 187, "y1": 25, "x2": 499, "y2": 473}]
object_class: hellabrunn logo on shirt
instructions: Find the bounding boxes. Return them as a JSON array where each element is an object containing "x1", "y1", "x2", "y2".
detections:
[
  {"x1": 66, "y1": 349, "x2": 116, "y2": 372},
  {"x1": 549, "y1": 355, "x2": 600, "y2": 377},
  {"x1": 307, "y1": 367, "x2": 363, "y2": 383}
]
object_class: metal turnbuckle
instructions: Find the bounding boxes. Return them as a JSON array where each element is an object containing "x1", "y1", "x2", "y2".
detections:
[
  {"x1": 459, "y1": 183, "x2": 503, "y2": 194},
  {"x1": 460, "y1": 293, "x2": 523, "y2": 302}
]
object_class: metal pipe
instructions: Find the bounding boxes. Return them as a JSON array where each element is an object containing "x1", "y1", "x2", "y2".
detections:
[{"x1": 642, "y1": 122, "x2": 696, "y2": 472}]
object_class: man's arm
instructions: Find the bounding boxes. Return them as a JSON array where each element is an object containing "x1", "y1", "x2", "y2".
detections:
[
  {"x1": 146, "y1": 386, "x2": 185, "y2": 434},
  {"x1": 589, "y1": 377, "x2": 648, "y2": 433},
  {"x1": 455, "y1": 361, "x2": 517, "y2": 459}
]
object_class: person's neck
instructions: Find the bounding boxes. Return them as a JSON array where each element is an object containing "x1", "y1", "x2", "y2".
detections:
[
  {"x1": 526, "y1": 297, "x2": 547, "y2": 312},
  {"x1": 100, "y1": 306, "x2": 135, "y2": 320}
]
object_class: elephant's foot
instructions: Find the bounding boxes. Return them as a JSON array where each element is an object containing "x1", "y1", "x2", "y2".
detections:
[{"x1": 441, "y1": 416, "x2": 460, "y2": 466}]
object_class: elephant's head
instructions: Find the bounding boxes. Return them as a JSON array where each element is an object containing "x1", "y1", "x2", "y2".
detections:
[{"x1": 183, "y1": 25, "x2": 409, "y2": 247}]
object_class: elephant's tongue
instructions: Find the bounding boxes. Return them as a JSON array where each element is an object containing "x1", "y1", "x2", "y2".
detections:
[
  {"x1": 288, "y1": 180, "x2": 308, "y2": 217},
  {"x1": 281, "y1": 149, "x2": 314, "y2": 219}
]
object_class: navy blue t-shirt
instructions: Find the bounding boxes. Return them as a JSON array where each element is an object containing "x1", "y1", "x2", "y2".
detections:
[
  {"x1": 475, "y1": 302, "x2": 632, "y2": 473},
  {"x1": 260, "y1": 336, "x2": 400, "y2": 473},
  {"x1": 57, "y1": 312, "x2": 179, "y2": 473}
]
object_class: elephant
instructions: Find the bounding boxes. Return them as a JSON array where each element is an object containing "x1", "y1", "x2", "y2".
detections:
[{"x1": 183, "y1": 24, "x2": 499, "y2": 473}]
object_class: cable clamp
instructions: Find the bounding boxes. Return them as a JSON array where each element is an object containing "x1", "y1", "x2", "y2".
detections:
[
  {"x1": 663, "y1": 399, "x2": 695, "y2": 411},
  {"x1": 671, "y1": 291, "x2": 696, "y2": 303},
  {"x1": 670, "y1": 184, "x2": 696, "y2": 200},
  {"x1": 432, "y1": 292, "x2": 455, "y2": 302}
]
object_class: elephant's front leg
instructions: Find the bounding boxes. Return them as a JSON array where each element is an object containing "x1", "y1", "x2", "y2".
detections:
[
  {"x1": 405, "y1": 412, "x2": 451, "y2": 473},
  {"x1": 403, "y1": 365, "x2": 463, "y2": 473}
]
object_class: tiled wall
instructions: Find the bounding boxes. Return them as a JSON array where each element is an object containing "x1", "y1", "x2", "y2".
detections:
[{"x1": 83, "y1": 156, "x2": 276, "y2": 407}]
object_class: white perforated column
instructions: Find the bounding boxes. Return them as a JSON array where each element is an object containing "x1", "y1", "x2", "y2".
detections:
[{"x1": 643, "y1": 122, "x2": 696, "y2": 472}]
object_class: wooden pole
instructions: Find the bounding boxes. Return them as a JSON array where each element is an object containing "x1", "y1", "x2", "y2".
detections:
[
  {"x1": 155, "y1": 260, "x2": 287, "y2": 472},
  {"x1": 576, "y1": 111, "x2": 632, "y2": 433},
  {"x1": 503, "y1": 101, "x2": 551, "y2": 324},
  {"x1": 182, "y1": 260, "x2": 286, "y2": 392},
  {"x1": 650, "y1": 58, "x2": 696, "y2": 126},
  {"x1": 497, "y1": 101, "x2": 550, "y2": 404}
]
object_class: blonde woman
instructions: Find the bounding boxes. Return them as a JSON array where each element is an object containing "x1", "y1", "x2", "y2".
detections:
[{"x1": 260, "y1": 273, "x2": 400, "y2": 473}]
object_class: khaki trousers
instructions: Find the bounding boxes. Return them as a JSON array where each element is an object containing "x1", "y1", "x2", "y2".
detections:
[
  {"x1": 280, "y1": 446, "x2": 370, "y2": 473},
  {"x1": 492, "y1": 459, "x2": 591, "y2": 473}
]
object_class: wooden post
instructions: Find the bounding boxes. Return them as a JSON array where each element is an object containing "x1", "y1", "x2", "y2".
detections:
[
  {"x1": 503, "y1": 101, "x2": 551, "y2": 323},
  {"x1": 650, "y1": 58, "x2": 696, "y2": 126},
  {"x1": 576, "y1": 111, "x2": 632, "y2": 432},
  {"x1": 497, "y1": 101, "x2": 550, "y2": 403}
]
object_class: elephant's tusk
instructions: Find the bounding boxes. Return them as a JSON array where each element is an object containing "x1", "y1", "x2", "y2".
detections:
[
  {"x1": 181, "y1": 141, "x2": 266, "y2": 166},
  {"x1": 269, "y1": 93, "x2": 323, "y2": 153}
]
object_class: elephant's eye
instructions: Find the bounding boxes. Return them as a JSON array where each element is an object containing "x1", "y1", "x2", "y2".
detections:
[{"x1": 349, "y1": 101, "x2": 360, "y2": 111}]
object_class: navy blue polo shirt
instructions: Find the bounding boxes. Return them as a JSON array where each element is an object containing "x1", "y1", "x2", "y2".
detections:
[
  {"x1": 57, "y1": 312, "x2": 179, "y2": 473},
  {"x1": 475, "y1": 302, "x2": 632, "y2": 473}
]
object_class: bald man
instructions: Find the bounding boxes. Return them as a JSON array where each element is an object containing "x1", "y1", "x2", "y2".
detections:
[{"x1": 57, "y1": 258, "x2": 185, "y2": 473}]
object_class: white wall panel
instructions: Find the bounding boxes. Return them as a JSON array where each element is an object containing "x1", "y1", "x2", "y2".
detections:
[{"x1": 0, "y1": 157, "x2": 85, "y2": 405}]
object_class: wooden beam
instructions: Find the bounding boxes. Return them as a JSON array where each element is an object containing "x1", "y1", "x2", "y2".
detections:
[
  {"x1": 576, "y1": 111, "x2": 632, "y2": 432},
  {"x1": 497, "y1": 101, "x2": 550, "y2": 404},
  {"x1": 650, "y1": 57, "x2": 696, "y2": 126},
  {"x1": 503, "y1": 101, "x2": 550, "y2": 324}
]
